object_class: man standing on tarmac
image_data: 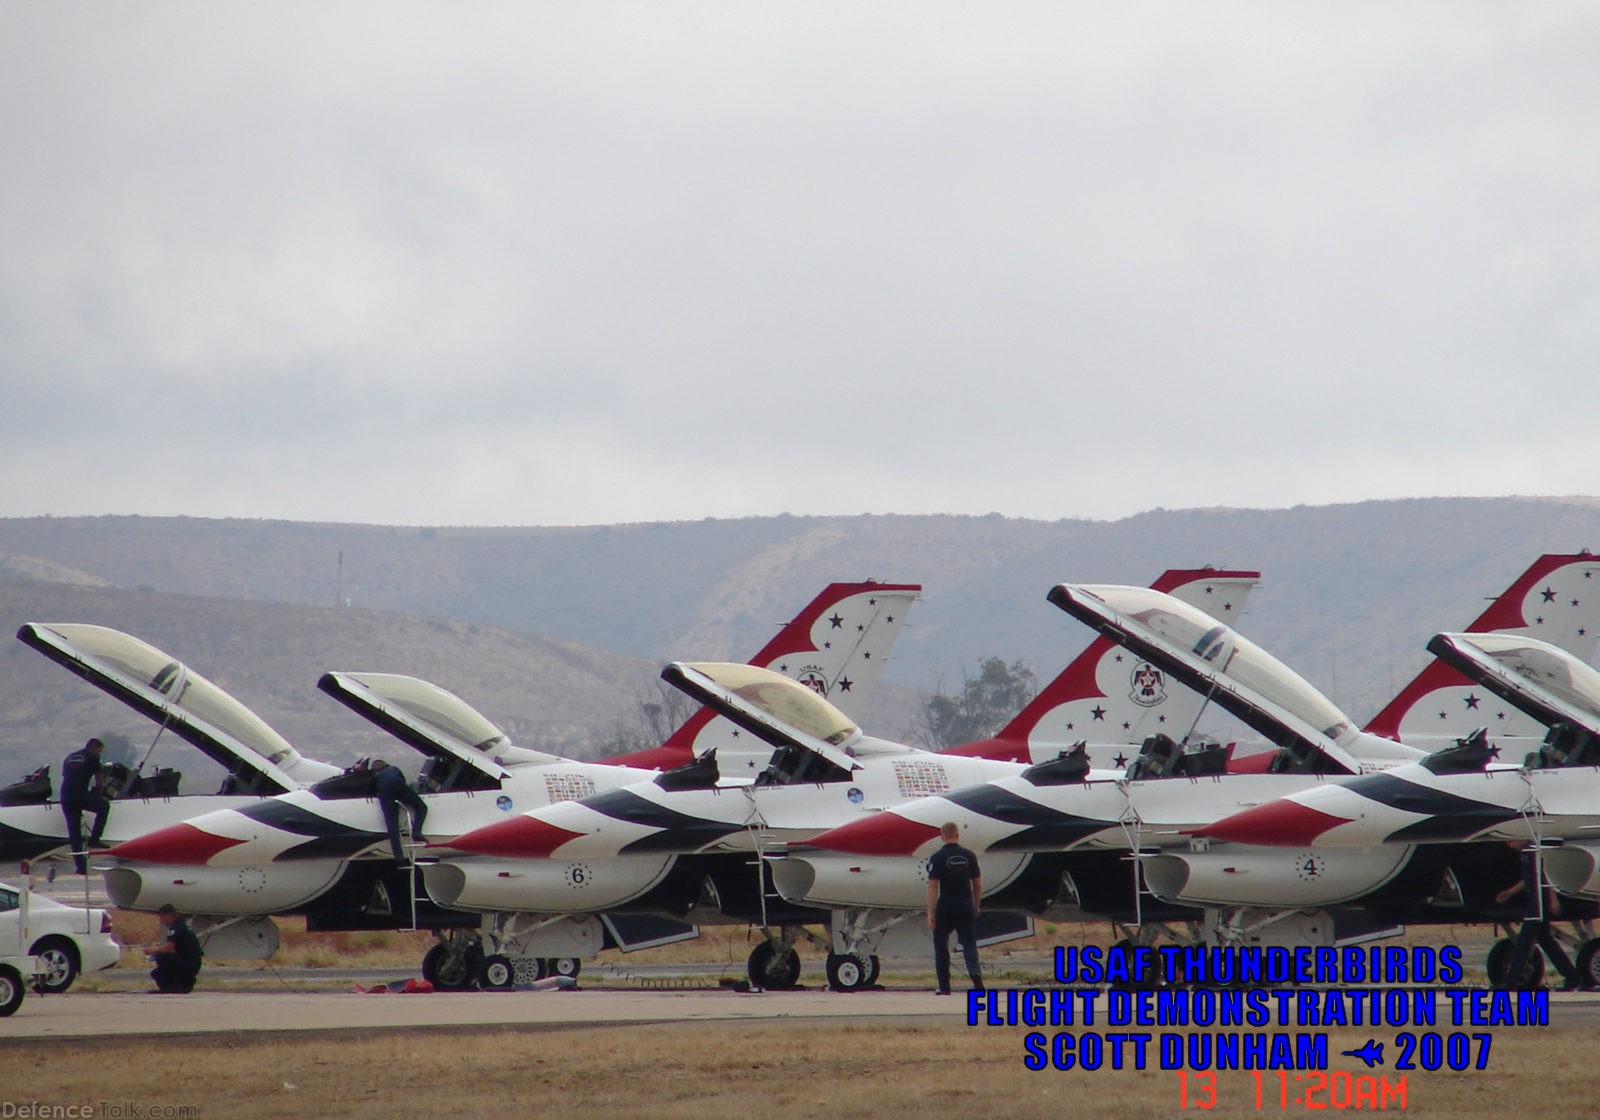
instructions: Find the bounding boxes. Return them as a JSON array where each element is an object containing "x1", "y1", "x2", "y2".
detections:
[
  {"x1": 60, "y1": 737, "x2": 110, "y2": 874},
  {"x1": 926, "y1": 821, "x2": 984, "y2": 994}
]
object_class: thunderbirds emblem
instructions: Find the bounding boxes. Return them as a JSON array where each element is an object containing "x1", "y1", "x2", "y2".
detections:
[
  {"x1": 1129, "y1": 662, "x2": 1167, "y2": 708},
  {"x1": 797, "y1": 666, "x2": 829, "y2": 695}
]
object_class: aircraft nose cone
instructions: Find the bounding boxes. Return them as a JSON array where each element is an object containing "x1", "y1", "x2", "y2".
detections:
[
  {"x1": 806, "y1": 812, "x2": 942, "y2": 856},
  {"x1": 441, "y1": 815, "x2": 587, "y2": 858},
  {"x1": 103, "y1": 823, "x2": 248, "y2": 865},
  {"x1": 1197, "y1": 800, "x2": 1351, "y2": 846}
]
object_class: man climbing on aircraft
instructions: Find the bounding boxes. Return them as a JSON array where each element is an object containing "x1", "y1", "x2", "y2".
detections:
[
  {"x1": 371, "y1": 759, "x2": 428, "y2": 860},
  {"x1": 926, "y1": 821, "x2": 984, "y2": 994},
  {"x1": 1494, "y1": 840, "x2": 1584, "y2": 990},
  {"x1": 60, "y1": 737, "x2": 110, "y2": 874}
]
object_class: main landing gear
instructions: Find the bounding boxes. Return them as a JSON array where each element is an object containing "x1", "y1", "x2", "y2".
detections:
[
  {"x1": 420, "y1": 930, "x2": 583, "y2": 991},
  {"x1": 747, "y1": 925, "x2": 819, "y2": 989}
]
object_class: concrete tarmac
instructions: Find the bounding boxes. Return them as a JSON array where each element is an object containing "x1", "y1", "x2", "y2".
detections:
[
  {"x1": 1, "y1": 985, "x2": 966, "y2": 1043},
  {"x1": 8, "y1": 983, "x2": 1600, "y2": 1044}
]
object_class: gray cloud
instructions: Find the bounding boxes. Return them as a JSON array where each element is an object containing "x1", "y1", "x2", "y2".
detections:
[{"x1": 2, "y1": 2, "x2": 1596, "y2": 525}]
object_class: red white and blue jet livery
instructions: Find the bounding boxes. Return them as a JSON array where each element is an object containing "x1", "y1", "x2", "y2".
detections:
[
  {"x1": 105, "y1": 581, "x2": 922, "y2": 870},
  {"x1": 427, "y1": 659, "x2": 1057, "y2": 989},
  {"x1": 99, "y1": 582, "x2": 924, "y2": 984},
  {"x1": 435, "y1": 568, "x2": 1261, "y2": 863},
  {"x1": 789, "y1": 564, "x2": 1600, "y2": 957},
  {"x1": 1201, "y1": 629, "x2": 1600, "y2": 854},
  {"x1": 0, "y1": 623, "x2": 341, "y2": 867},
  {"x1": 437, "y1": 661, "x2": 1039, "y2": 862},
  {"x1": 801, "y1": 582, "x2": 1428, "y2": 863}
]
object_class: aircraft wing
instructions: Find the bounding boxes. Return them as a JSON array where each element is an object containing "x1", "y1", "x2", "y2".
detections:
[
  {"x1": 1425, "y1": 632, "x2": 1600, "y2": 737},
  {"x1": 17, "y1": 622, "x2": 333, "y2": 793},
  {"x1": 1045, "y1": 585, "x2": 1364, "y2": 775},
  {"x1": 317, "y1": 672, "x2": 559, "y2": 790},
  {"x1": 659, "y1": 662, "x2": 864, "y2": 783}
]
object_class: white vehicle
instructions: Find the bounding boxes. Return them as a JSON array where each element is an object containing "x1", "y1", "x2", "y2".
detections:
[{"x1": 1, "y1": 879, "x2": 120, "y2": 995}]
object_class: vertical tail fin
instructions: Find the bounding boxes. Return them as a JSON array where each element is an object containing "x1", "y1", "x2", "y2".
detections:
[
  {"x1": 943, "y1": 567, "x2": 1261, "y2": 763},
  {"x1": 603, "y1": 581, "x2": 921, "y2": 769},
  {"x1": 1363, "y1": 551, "x2": 1600, "y2": 743}
]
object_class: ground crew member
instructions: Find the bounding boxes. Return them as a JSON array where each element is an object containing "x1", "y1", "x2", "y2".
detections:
[
  {"x1": 1495, "y1": 839, "x2": 1584, "y2": 989},
  {"x1": 148, "y1": 904, "x2": 203, "y2": 993},
  {"x1": 371, "y1": 759, "x2": 428, "y2": 860},
  {"x1": 926, "y1": 820, "x2": 984, "y2": 994},
  {"x1": 60, "y1": 737, "x2": 110, "y2": 874}
]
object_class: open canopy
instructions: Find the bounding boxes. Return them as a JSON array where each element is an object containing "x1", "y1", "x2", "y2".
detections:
[
  {"x1": 18, "y1": 622, "x2": 335, "y2": 793},
  {"x1": 1048, "y1": 584, "x2": 1362, "y2": 773},
  {"x1": 318, "y1": 671, "x2": 561, "y2": 791},
  {"x1": 1427, "y1": 631, "x2": 1600, "y2": 735}
]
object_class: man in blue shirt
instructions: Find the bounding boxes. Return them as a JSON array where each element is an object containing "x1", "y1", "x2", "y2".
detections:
[
  {"x1": 60, "y1": 738, "x2": 110, "y2": 874},
  {"x1": 925, "y1": 821, "x2": 984, "y2": 994}
]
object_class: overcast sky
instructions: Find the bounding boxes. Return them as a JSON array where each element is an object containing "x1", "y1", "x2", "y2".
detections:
[{"x1": 3, "y1": 3, "x2": 1595, "y2": 527}]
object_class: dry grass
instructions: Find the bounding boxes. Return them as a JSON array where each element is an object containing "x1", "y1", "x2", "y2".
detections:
[{"x1": 5, "y1": 1019, "x2": 1591, "y2": 1120}]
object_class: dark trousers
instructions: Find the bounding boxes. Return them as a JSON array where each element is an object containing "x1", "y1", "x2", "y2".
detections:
[
  {"x1": 381, "y1": 790, "x2": 428, "y2": 860},
  {"x1": 1505, "y1": 919, "x2": 1578, "y2": 987},
  {"x1": 933, "y1": 905, "x2": 983, "y2": 992},
  {"x1": 62, "y1": 794, "x2": 110, "y2": 873},
  {"x1": 151, "y1": 954, "x2": 199, "y2": 993}
]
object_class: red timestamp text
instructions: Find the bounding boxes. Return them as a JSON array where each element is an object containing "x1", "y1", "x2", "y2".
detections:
[{"x1": 1173, "y1": 1071, "x2": 1410, "y2": 1110}]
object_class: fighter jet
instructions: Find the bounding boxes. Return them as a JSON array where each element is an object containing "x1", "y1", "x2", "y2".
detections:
[
  {"x1": 805, "y1": 552, "x2": 1600, "y2": 860},
  {"x1": 101, "y1": 581, "x2": 923, "y2": 987},
  {"x1": 1200, "y1": 630, "x2": 1600, "y2": 851},
  {"x1": 790, "y1": 556, "x2": 1600, "y2": 964},
  {"x1": 1197, "y1": 627, "x2": 1600, "y2": 981}
]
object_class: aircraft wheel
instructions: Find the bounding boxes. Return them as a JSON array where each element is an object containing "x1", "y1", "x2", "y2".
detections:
[
  {"x1": 825, "y1": 952, "x2": 871, "y2": 991},
  {"x1": 31, "y1": 937, "x2": 80, "y2": 995},
  {"x1": 0, "y1": 965, "x2": 24, "y2": 1017},
  {"x1": 480, "y1": 954, "x2": 514, "y2": 990},
  {"x1": 1576, "y1": 939, "x2": 1600, "y2": 988},
  {"x1": 549, "y1": 957, "x2": 582, "y2": 979},
  {"x1": 865, "y1": 955, "x2": 881, "y2": 986},
  {"x1": 422, "y1": 943, "x2": 479, "y2": 991},
  {"x1": 748, "y1": 942, "x2": 802, "y2": 989},
  {"x1": 1486, "y1": 939, "x2": 1512, "y2": 986},
  {"x1": 1487, "y1": 938, "x2": 1545, "y2": 989}
]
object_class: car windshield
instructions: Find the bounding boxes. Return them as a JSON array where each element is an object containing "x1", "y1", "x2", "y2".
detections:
[{"x1": 1081, "y1": 586, "x2": 1354, "y2": 741}]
